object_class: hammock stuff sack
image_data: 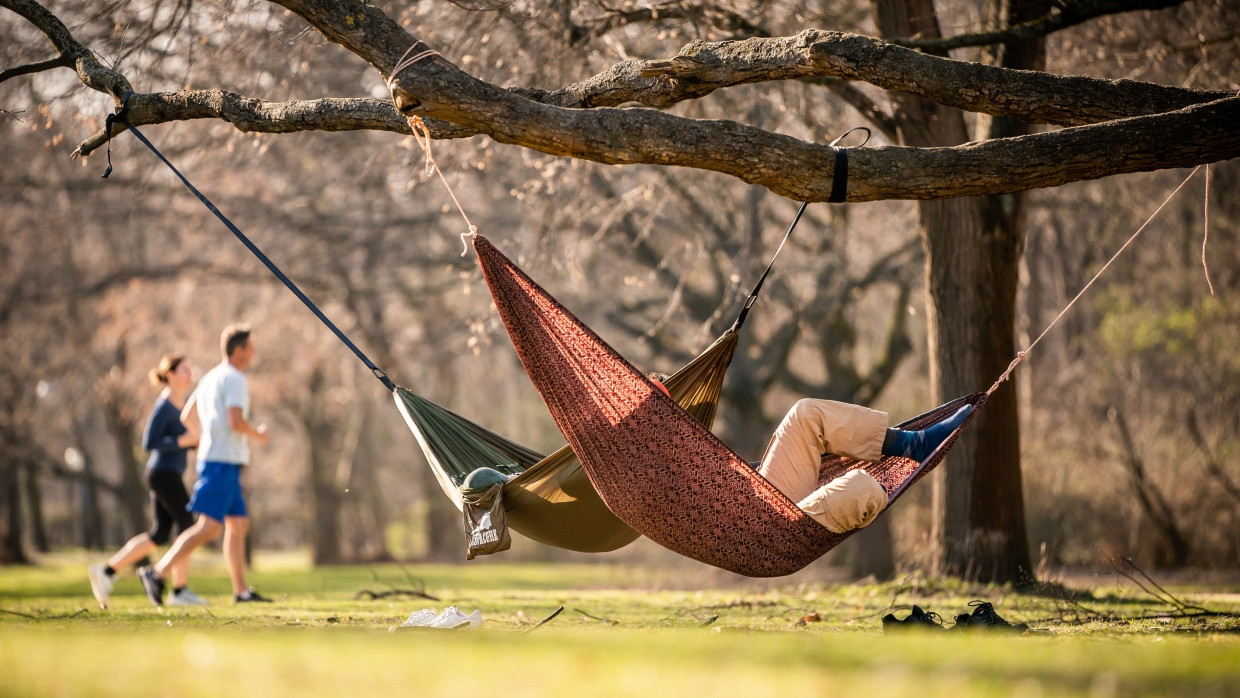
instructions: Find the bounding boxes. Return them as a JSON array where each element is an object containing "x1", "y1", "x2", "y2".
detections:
[
  {"x1": 475, "y1": 235, "x2": 986, "y2": 577},
  {"x1": 393, "y1": 329, "x2": 738, "y2": 553}
]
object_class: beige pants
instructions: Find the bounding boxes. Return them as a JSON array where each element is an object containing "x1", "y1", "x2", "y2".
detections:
[{"x1": 758, "y1": 399, "x2": 889, "y2": 533}]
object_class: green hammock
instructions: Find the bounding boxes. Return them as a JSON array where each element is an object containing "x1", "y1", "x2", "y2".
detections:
[{"x1": 394, "y1": 329, "x2": 738, "y2": 552}]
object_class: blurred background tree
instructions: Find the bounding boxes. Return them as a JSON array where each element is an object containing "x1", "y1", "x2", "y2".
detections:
[{"x1": 1, "y1": 0, "x2": 1236, "y2": 579}]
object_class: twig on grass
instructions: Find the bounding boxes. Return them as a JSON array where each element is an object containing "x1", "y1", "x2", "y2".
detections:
[
  {"x1": 524, "y1": 605, "x2": 565, "y2": 633},
  {"x1": 355, "y1": 566, "x2": 439, "y2": 601},
  {"x1": 1028, "y1": 557, "x2": 1236, "y2": 627},
  {"x1": 1112, "y1": 557, "x2": 1209, "y2": 614},
  {"x1": 573, "y1": 608, "x2": 619, "y2": 625},
  {"x1": 0, "y1": 608, "x2": 88, "y2": 620}
]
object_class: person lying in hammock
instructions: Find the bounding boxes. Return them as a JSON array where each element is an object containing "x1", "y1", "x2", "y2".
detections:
[
  {"x1": 758, "y1": 399, "x2": 973, "y2": 533},
  {"x1": 651, "y1": 374, "x2": 973, "y2": 535}
]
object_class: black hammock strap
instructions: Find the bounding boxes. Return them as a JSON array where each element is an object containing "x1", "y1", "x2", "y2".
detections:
[
  {"x1": 101, "y1": 94, "x2": 396, "y2": 392},
  {"x1": 729, "y1": 126, "x2": 871, "y2": 333}
]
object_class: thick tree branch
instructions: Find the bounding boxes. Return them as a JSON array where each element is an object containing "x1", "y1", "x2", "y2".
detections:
[
  {"x1": 630, "y1": 30, "x2": 1230, "y2": 125},
  {"x1": 68, "y1": 91, "x2": 428, "y2": 159},
  {"x1": 11, "y1": 0, "x2": 1238, "y2": 203},
  {"x1": 895, "y1": 0, "x2": 1185, "y2": 52}
]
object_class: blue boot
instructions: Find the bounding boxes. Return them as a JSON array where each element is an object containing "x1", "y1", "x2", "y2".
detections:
[{"x1": 881, "y1": 404, "x2": 974, "y2": 461}]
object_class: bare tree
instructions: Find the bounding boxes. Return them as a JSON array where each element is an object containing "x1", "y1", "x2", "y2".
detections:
[{"x1": 4, "y1": 0, "x2": 1237, "y2": 576}]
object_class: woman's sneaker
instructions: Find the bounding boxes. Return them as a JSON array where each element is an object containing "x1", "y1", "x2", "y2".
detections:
[
  {"x1": 87, "y1": 564, "x2": 115, "y2": 610},
  {"x1": 167, "y1": 587, "x2": 209, "y2": 606},
  {"x1": 881, "y1": 605, "x2": 945, "y2": 631}
]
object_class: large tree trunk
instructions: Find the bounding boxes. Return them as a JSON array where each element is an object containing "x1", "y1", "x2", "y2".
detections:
[
  {"x1": 0, "y1": 458, "x2": 29, "y2": 564},
  {"x1": 873, "y1": 0, "x2": 1032, "y2": 582},
  {"x1": 22, "y1": 461, "x2": 49, "y2": 553}
]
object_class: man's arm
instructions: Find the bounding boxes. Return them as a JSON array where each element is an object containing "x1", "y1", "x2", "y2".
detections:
[{"x1": 227, "y1": 406, "x2": 270, "y2": 445}]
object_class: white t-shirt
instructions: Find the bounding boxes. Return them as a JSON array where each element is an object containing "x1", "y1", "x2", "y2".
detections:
[{"x1": 193, "y1": 361, "x2": 251, "y2": 465}]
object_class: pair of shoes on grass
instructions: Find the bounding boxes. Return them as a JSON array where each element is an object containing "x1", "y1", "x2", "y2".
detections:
[
  {"x1": 394, "y1": 605, "x2": 483, "y2": 630},
  {"x1": 882, "y1": 600, "x2": 1030, "y2": 633}
]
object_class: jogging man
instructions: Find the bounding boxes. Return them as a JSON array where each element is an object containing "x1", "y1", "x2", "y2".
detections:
[{"x1": 139, "y1": 324, "x2": 272, "y2": 605}]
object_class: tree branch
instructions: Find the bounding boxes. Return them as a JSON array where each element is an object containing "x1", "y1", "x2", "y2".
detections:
[
  {"x1": 0, "y1": 55, "x2": 71, "y2": 85},
  {"x1": 0, "y1": 0, "x2": 132, "y2": 99},
  {"x1": 12, "y1": 0, "x2": 1239, "y2": 203},
  {"x1": 894, "y1": 0, "x2": 1185, "y2": 52}
]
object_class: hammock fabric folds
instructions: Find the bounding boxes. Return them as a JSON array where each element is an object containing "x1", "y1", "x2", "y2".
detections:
[
  {"x1": 475, "y1": 235, "x2": 985, "y2": 577},
  {"x1": 393, "y1": 318, "x2": 739, "y2": 553}
]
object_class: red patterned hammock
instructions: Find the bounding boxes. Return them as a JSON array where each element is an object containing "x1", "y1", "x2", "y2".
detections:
[{"x1": 476, "y1": 236, "x2": 985, "y2": 577}]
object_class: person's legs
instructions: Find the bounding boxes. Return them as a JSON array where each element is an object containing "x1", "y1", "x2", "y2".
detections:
[
  {"x1": 223, "y1": 515, "x2": 250, "y2": 596},
  {"x1": 106, "y1": 532, "x2": 157, "y2": 570},
  {"x1": 153, "y1": 516, "x2": 223, "y2": 579},
  {"x1": 148, "y1": 468, "x2": 196, "y2": 589},
  {"x1": 758, "y1": 399, "x2": 889, "y2": 502},
  {"x1": 89, "y1": 530, "x2": 156, "y2": 608},
  {"x1": 881, "y1": 404, "x2": 974, "y2": 462}
]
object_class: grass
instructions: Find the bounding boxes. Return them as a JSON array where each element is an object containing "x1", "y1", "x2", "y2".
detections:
[{"x1": 2, "y1": 552, "x2": 1239, "y2": 697}]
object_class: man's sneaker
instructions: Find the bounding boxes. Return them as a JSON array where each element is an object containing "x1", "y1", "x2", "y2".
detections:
[
  {"x1": 234, "y1": 588, "x2": 272, "y2": 603},
  {"x1": 167, "y1": 587, "x2": 209, "y2": 607},
  {"x1": 429, "y1": 605, "x2": 483, "y2": 629},
  {"x1": 395, "y1": 608, "x2": 438, "y2": 629},
  {"x1": 137, "y1": 566, "x2": 166, "y2": 607},
  {"x1": 881, "y1": 604, "x2": 944, "y2": 632},
  {"x1": 963, "y1": 600, "x2": 1030, "y2": 632},
  {"x1": 87, "y1": 564, "x2": 115, "y2": 610}
]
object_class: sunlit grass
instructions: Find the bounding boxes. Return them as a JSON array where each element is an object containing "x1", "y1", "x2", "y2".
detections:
[{"x1": 2, "y1": 552, "x2": 1239, "y2": 697}]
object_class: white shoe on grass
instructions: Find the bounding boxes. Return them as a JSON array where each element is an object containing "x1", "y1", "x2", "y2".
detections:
[
  {"x1": 430, "y1": 606, "x2": 482, "y2": 629},
  {"x1": 167, "y1": 587, "x2": 209, "y2": 606},
  {"x1": 87, "y1": 564, "x2": 115, "y2": 610},
  {"x1": 396, "y1": 608, "x2": 438, "y2": 628}
]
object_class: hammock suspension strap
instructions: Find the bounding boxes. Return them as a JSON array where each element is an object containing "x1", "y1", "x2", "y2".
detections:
[
  {"x1": 102, "y1": 93, "x2": 397, "y2": 392},
  {"x1": 986, "y1": 165, "x2": 1207, "y2": 396}
]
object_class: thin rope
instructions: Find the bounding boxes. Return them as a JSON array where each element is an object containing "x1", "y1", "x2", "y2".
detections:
[
  {"x1": 1202, "y1": 164, "x2": 1215, "y2": 296},
  {"x1": 404, "y1": 114, "x2": 478, "y2": 255},
  {"x1": 987, "y1": 166, "x2": 1203, "y2": 395},
  {"x1": 386, "y1": 43, "x2": 478, "y2": 255}
]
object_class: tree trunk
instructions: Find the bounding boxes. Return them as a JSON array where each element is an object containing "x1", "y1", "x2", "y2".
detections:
[
  {"x1": 873, "y1": 0, "x2": 1032, "y2": 583},
  {"x1": 22, "y1": 461, "x2": 49, "y2": 553},
  {"x1": 0, "y1": 458, "x2": 29, "y2": 564}
]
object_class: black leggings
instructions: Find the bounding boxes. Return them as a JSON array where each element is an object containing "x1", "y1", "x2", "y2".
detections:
[{"x1": 147, "y1": 469, "x2": 195, "y2": 545}]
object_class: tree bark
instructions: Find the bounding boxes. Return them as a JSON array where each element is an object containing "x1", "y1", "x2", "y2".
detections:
[
  {"x1": 0, "y1": 458, "x2": 29, "y2": 564},
  {"x1": 21, "y1": 461, "x2": 48, "y2": 553},
  {"x1": 873, "y1": 0, "x2": 1033, "y2": 583}
]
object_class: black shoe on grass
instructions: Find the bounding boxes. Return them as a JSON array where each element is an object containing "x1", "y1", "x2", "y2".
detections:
[
  {"x1": 963, "y1": 600, "x2": 1030, "y2": 632},
  {"x1": 881, "y1": 605, "x2": 945, "y2": 632}
]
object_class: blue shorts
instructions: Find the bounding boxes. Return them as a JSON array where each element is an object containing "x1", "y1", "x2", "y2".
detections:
[{"x1": 188, "y1": 461, "x2": 248, "y2": 522}]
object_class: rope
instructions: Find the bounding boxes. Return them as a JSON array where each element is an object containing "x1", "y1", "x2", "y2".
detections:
[
  {"x1": 102, "y1": 94, "x2": 398, "y2": 392},
  {"x1": 406, "y1": 114, "x2": 478, "y2": 255},
  {"x1": 386, "y1": 43, "x2": 478, "y2": 255},
  {"x1": 1203, "y1": 164, "x2": 1215, "y2": 296},
  {"x1": 986, "y1": 166, "x2": 1203, "y2": 395}
]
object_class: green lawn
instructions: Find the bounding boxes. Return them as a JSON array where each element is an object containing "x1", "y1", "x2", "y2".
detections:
[{"x1": 2, "y1": 552, "x2": 1239, "y2": 697}]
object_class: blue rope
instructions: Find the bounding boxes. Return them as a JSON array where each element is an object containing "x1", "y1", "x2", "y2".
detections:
[{"x1": 102, "y1": 96, "x2": 396, "y2": 392}]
